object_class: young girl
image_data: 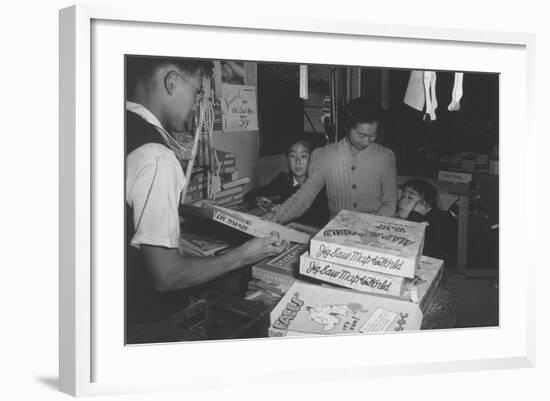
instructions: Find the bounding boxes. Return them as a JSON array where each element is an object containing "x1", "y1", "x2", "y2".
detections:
[
  {"x1": 245, "y1": 140, "x2": 329, "y2": 227},
  {"x1": 397, "y1": 178, "x2": 444, "y2": 259}
]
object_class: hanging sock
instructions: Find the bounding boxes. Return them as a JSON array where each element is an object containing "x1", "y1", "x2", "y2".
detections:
[
  {"x1": 423, "y1": 71, "x2": 438, "y2": 121},
  {"x1": 448, "y1": 72, "x2": 464, "y2": 112},
  {"x1": 299, "y1": 65, "x2": 309, "y2": 99},
  {"x1": 423, "y1": 71, "x2": 431, "y2": 120},
  {"x1": 429, "y1": 71, "x2": 438, "y2": 120}
]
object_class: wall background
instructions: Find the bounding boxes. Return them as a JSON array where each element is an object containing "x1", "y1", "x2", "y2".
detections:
[{"x1": 0, "y1": 1, "x2": 547, "y2": 400}]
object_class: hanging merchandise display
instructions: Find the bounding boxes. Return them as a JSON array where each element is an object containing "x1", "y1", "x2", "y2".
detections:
[
  {"x1": 402, "y1": 70, "x2": 437, "y2": 120},
  {"x1": 181, "y1": 76, "x2": 220, "y2": 203},
  {"x1": 447, "y1": 72, "x2": 464, "y2": 112},
  {"x1": 404, "y1": 70, "x2": 465, "y2": 120}
]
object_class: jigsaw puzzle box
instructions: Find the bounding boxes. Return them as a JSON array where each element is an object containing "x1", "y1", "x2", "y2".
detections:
[{"x1": 309, "y1": 210, "x2": 426, "y2": 279}]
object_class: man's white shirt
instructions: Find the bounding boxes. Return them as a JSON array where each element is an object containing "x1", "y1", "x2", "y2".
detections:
[{"x1": 126, "y1": 102, "x2": 187, "y2": 249}]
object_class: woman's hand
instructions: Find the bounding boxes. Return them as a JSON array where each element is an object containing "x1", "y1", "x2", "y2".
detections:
[
  {"x1": 261, "y1": 210, "x2": 282, "y2": 223},
  {"x1": 412, "y1": 201, "x2": 431, "y2": 216},
  {"x1": 236, "y1": 232, "x2": 288, "y2": 266},
  {"x1": 254, "y1": 196, "x2": 274, "y2": 212}
]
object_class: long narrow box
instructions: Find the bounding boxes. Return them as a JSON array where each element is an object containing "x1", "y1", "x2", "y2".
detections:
[
  {"x1": 180, "y1": 203, "x2": 311, "y2": 244},
  {"x1": 211, "y1": 205, "x2": 311, "y2": 244},
  {"x1": 309, "y1": 210, "x2": 426, "y2": 278},
  {"x1": 299, "y1": 252, "x2": 406, "y2": 297},
  {"x1": 269, "y1": 281, "x2": 422, "y2": 337}
]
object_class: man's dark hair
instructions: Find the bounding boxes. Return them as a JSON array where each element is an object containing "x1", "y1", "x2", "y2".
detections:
[
  {"x1": 404, "y1": 178, "x2": 439, "y2": 210},
  {"x1": 343, "y1": 97, "x2": 386, "y2": 142},
  {"x1": 126, "y1": 56, "x2": 214, "y2": 91}
]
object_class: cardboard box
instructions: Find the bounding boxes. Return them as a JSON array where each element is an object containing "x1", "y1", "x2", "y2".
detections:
[
  {"x1": 247, "y1": 278, "x2": 291, "y2": 296},
  {"x1": 299, "y1": 252, "x2": 406, "y2": 297},
  {"x1": 251, "y1": 243, "x2": 309, "y2": 286},
  {"x1": 438, "y1": 170, "x2": 473, "y2": 184},
  {"x1": 309, "y1": 210, "x2": 426, "y2": 278},
  {"x1": 269, "y1": 281, "x2": 422, "y2": 337},
  {"x1": 404, "y1": 255, "x2": 444, "y2": 314},
  {"x1": 210, "y1": 205, "x2": 311, "y2": 244}
]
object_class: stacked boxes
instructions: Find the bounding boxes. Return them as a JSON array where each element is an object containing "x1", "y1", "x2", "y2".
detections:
[
  {"x1": 183, "y1": 166, "x2": 208, "y2": 204},
  {"x1": 216, "y1": 149, "x2": 237, "y2": 175},
  {"x1": 308, "y1": 210, "x2": 426, "y2": 279},
  {"x1": 212, "y1": 150, "x2": 245, "y2": 207},
  {"x1": 402, "y1": 255, "x2": 444, "y2": 314},
  {"x1": 245, "y1": 224, "x2": 320, "y2": 307},
  {"x1": 250, "y1": 243, "x2": 309, "y2": 288},
  {"x1": 183, "y1": 150, "x2": 250, "y2": 208},
  {"x1": 266, "y1": 210, "x2": 445, "y2": 336},
  {"x1": 428, "y1": 152, "x2": 489, "y2": 174}
]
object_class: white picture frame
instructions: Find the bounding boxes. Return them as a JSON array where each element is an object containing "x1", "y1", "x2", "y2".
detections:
[{"x1": 59, "y1": 4, "x2": 536, "y2": 397}]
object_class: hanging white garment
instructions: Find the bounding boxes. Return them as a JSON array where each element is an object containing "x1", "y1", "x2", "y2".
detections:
[
  {"x1": 403, "y1": 70, "x2": 425, "y2": 112},
  {"x1": 448, "y1": 72, "x2": 464, "y2": 112},
  {"x1": 423, "y1": 71, "x2": 438, "y2": 121}
]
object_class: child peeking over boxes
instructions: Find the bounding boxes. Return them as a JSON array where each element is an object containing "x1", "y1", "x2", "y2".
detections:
[{"x1": 397, "y1": 178, "x2": 444, "y2": 259}]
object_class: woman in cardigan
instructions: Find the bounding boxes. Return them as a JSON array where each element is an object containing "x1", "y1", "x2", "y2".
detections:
[{"x1": 265, "y1": 98, "x2": 398, "y2": 223}]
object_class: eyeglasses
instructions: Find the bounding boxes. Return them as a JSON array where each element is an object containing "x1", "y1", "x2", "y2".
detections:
[{"x1": 176, "y1": 73, "x2": 203, "y2": 102}]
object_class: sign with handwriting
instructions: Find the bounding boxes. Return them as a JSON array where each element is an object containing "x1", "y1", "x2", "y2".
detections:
[{"x1": 221, "y1": 84, "x2": 258, "y2": 132}]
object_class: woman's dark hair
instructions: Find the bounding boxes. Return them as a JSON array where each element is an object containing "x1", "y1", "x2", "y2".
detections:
[
  {"x1": 126, "y1": 56, "x2": 214, "y2": 91},
  {"x1": 404, "y1": 178, "x2": 439, "y2": 210},
  {"x1": 343, "y1": 97, "x2": 386, "y2": 143}
]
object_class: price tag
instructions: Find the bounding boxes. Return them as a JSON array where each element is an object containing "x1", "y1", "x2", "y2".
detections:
[{"x1": 360, "y1": 308, "x2": 398, "y2": 332}]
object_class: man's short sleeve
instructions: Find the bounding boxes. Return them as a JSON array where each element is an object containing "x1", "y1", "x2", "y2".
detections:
[{"x1": 126, "y1": 144, "x2": 186, "y2": 249}]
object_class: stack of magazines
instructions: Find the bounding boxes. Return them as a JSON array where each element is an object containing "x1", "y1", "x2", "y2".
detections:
[{"x1": 179, "y1": 232, "x2": 231, "y2": 257}]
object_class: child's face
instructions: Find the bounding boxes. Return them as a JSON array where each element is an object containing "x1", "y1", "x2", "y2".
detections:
[
  {"x1": 400, "y1": 187, "x2": 422, "y2": 204},
  {"x1": 398, "y1": 186, "x2": 431, "y2": 216},
  {"x1": 398, "y1": 187, "x2": 422, "y2": 215},
  {"x1": 288, "y1": 143, "x2": 310, "y2": 179}
]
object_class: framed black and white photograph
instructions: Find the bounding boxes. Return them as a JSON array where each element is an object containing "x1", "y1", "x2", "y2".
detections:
[
  {"x1": 59, "y1": 3, "x2": 536, "y2": 397},
  {"x1": 123, "y1": 55, "x2": 499, "y2": 345}
]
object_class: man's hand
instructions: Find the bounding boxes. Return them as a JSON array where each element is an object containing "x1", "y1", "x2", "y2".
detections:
[{"x1": 236, "y1": 232, "x2": 287, "y2": 266}]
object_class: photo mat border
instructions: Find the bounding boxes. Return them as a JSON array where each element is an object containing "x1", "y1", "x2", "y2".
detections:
[{"x1": 59, "y1": 4, "x2": 536, "y2": 397}]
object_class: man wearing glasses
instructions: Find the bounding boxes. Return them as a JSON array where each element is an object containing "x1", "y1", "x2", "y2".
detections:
[
  {"x1": 266, "y1": 97, "x2": 398, "y2": 224},
  {"x1": 125, "y1": 57, "x2": 286, "y2": 326}
]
